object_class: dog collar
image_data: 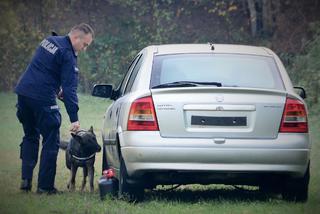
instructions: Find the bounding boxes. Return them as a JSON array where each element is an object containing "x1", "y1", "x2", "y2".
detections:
[{"x1": 71, "y1": 153, "x2": 95, "y2": 161}]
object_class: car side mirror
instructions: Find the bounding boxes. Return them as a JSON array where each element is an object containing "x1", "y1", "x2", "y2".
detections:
[
  {"x1": 294, "y1": 86, "x2": 307, "y2": 99},
  {"x1": 92, "y1": 84, "x2": 113, "y2": 98}
]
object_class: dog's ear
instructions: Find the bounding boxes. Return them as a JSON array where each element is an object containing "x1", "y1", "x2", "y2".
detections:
[
  {"x1": 71, "y1": 133, "x2": 82, "y2": 142},
  {"x1": 89, "y1": 126, "x2": 94, "y2": 133}
]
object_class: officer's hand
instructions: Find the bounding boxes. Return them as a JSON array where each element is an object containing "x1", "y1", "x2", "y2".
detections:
[{"x1": 70, "y1": 121, "x2": 80, "y2": 132}]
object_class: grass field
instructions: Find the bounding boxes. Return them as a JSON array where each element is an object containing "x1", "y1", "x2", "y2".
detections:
[{"x1": 0, "y1": 92, "x2": 319, "y2": 214}]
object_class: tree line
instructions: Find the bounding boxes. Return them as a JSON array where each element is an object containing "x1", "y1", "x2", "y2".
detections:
[{"x1": 0, "y1": 0, "x2": 319, "y2": 106}]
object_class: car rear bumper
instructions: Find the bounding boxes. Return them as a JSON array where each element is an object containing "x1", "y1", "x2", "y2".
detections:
[{"x1": 119, "y1": 131, "x2": 310, "y2": 178}]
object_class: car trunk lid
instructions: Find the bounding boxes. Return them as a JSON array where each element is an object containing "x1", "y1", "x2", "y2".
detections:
[{"x1": 151, "y1": 87, "x2": 286, "y2": 139}]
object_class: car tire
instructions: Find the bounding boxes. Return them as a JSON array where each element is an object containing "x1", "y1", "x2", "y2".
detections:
[
  {"x1": 259, "y1": 181, "x2": 282, "y2": 195},
  {"x1": 282, "y1": 163, "x2": 310, "y2": 202},
  {"x1": 118, "y1": 154, "x2": 144, "y2": 202}
]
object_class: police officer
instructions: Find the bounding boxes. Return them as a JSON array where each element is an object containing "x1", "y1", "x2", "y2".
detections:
[{"x1": 15, "y1": 23, "x2": 94, "y2": 194}]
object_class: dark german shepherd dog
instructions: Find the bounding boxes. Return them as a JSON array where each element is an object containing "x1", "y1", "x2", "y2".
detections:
[{"x1": 59, "y1": 126, "x2": 101, "y2": 192}]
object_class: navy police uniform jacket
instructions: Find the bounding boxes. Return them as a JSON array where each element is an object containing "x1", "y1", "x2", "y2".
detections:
[{"x1": 15, "y1": 36, "x2": 79, "y2": 122}]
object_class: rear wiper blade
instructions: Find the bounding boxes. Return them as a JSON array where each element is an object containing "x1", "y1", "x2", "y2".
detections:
[
  {"x1": 152, "y1": 81, "x2": 199, "y2": 89},
  {"x1": 152, "y1": 81, "x2": 222, "y2": 89},
  {"x1": 190, "y1": 81, "x2": 222, "y2": 87}
]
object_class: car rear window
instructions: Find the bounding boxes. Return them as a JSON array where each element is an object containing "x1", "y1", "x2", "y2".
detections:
[{"x1": 150, "y1": 54, "x2": 284, "y2": 90}]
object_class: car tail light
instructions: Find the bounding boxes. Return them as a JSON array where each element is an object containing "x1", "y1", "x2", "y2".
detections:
[
  {"x1": 279, "y1": 97, "x2": 308, "y2": 133},
  {"x1": 127, "y1": 96, "x2": 159, "y2": 131}
]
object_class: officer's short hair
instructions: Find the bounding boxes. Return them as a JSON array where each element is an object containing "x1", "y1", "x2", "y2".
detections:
[{"x1": 70, "y1": 23, "x2": 94, "y2": 38}]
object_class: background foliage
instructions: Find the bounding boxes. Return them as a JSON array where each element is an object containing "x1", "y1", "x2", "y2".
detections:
[
  {"x1": 1, "y1": 0, "x2": 319, "y2": 105},
  {"x1": 288, "y1": 23, "x2": 320, "y2": 107}
]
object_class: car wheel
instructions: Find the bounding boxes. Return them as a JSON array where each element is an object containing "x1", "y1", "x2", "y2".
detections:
[
  {"x1": 118, "y1": 154, "x2": 144, "y2": 202},
  {"x1": 282, "y1": 163, "x2": 310, "y2": 202},
  {"x1": 259, "y1": 181, "x2": 282, "y2": 195}
]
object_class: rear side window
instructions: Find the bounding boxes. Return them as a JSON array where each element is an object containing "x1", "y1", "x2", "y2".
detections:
[
  {"x1": 124, "y1": 54, "x2": 143, "y2": 94},
  {"x1": 117, "y1": 54, "x2": 142, "y2": 97},
  {"x1": 150, "y1": 54, "x2": 284, "y2": 90}
]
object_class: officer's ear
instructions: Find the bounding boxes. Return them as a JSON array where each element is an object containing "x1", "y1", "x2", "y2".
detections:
[{"x1": 71, "y1": 133, "x2": 82, "y2": 143}]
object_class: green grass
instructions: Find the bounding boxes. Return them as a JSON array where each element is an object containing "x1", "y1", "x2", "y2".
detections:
[{"x1": 0, "y1": 92, "x2": 319, "y2": 214}]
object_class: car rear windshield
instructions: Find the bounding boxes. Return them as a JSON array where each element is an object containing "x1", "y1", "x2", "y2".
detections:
[{"x1": 150, "y1": 53, "x2": 284, "y2": 90}]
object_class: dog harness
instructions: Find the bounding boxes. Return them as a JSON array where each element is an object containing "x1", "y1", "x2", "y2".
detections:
[{"x1": 71, "y1": 153, "x2": 95, "y2": 161}]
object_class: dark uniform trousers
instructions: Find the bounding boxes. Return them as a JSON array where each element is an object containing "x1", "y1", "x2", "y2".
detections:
[{"x1": 16, "y1": 95, "x2": 61, "y2": 190}]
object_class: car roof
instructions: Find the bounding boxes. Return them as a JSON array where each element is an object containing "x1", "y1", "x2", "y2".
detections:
[{"x1": 147, "y1": 44, "x2": 273, "y2": 56}]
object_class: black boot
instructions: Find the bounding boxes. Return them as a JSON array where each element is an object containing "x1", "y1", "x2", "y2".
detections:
[
  {"x1": 20, "y1": 179, "x2": 32, "y2": 192},
  {"x1": 36, "y1": 187, "x2": 61, "y2": 195}
]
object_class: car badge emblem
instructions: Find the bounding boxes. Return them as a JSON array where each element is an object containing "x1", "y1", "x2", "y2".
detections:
[{"x1": 215, "y1": 95, "x2": 224, "y2": 102}]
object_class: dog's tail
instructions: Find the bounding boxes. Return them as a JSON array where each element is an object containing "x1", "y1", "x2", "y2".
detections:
[{"x1": 59, "y1": 140, "x2": 69, "y2": 150}]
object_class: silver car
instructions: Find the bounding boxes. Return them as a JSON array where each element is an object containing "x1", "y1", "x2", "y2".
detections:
[{"x1": 92, "y1": 44, "x2": 310, "y2": 202}]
